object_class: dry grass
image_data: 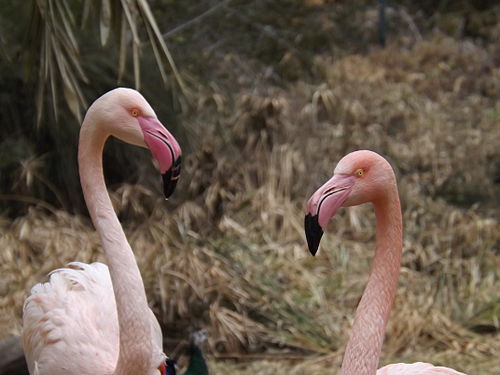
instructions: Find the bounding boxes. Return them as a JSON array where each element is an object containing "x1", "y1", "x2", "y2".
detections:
[{"x1": 1, "y1": 34, "x2": 499, "y2": 374}]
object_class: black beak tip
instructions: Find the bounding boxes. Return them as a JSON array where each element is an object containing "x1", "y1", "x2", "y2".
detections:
[
  {"x1": 162, "y1": 156, "x2": 182, "y2": 198},
  {"x1": 304, "y1": 214, "x2": 323, "y2": 256}
]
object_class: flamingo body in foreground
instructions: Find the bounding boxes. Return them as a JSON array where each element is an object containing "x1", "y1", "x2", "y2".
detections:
[
  {"x1": 304, "y1": 150, "x2": 466, "y2": 375},
  {"x1": 22, "y1": 88, "x2": 181, "y2": 375}
]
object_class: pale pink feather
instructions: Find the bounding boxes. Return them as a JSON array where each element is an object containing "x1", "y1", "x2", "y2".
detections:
[
  {"x1": 23, "y1": 262, "x2": 164, "y2": 375},
  {"x1": 377, "y1": 362, "x2": 466, "y2": 375},
  {"x1": 23, "y1": 262, "x2": 119, "y2": 375}
]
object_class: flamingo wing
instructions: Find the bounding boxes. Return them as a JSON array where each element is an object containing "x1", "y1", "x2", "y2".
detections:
[
  {"x1": 149, "y1": 307, "x2": 164, "y2": 349},
  {"x1": 377, "y1": 362, "x2": 466, "y2": 375},
  {"x1": 22, "y1": 262, "x2": 119, "y2": 375}
]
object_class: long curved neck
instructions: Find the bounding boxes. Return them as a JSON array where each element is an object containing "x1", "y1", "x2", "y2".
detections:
[
  {"x1": 341, "y1": 189, "x2": 403, "y2": 375},
  {"x1": 78, "y1": 116, "x2": 152, "y2": 375}
]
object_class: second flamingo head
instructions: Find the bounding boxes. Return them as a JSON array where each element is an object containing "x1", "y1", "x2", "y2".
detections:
[{"x1": 305, "y1": 150, "x2": 397, "y2": 255}]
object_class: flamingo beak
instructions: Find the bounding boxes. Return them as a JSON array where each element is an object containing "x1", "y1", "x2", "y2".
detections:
[
  {"x1": 304, "y1": 214, "x2": 323, "y2": 256},
  {"x1": 137, "y1": 116, "x2": 182, "y2": 198},
  {"x1": 305, "y1": 174, "x2": 355, "y2": 255}
]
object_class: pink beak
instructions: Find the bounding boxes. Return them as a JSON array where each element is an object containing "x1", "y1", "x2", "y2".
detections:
[
  {"x1": 305, "y1": 174, "x2": 355, "y2": 255},
  {"x1": 137, "y1": 116, "x2": 182, "y2": 198}
]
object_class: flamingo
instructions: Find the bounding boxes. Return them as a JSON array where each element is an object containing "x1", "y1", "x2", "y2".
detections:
[
  {"x1": 22, "y1": 88, "x2": 182, "y2": 375},
  {"x1": 304, "y1": 150, "x2": 466, "y2": 375}
]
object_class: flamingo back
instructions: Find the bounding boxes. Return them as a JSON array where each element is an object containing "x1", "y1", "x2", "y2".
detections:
[
  {"x1": 22, "y1": 262, "x2": 119, "y2": 375},
  {"x1": 377, "y1": 362, "x2": 466, "y2": 375}
]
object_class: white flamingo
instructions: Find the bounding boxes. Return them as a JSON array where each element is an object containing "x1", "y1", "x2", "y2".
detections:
[
  {"x1": 22, "y1": 88, "x2": 181, "y2": 375},
  {"x1": 305, "y1": 150, "x2": 466, "y2": 375}
]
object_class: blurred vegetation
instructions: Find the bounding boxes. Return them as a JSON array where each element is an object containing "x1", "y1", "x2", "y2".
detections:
[
  {"x1": 0, "y1": 0, "x2": 185, "y2": 215},
  {"x1": 1, "y1": 0, "x2": 499, "y2": 215},
  {"x1": 1, "y1": 0, "x2": 499, "y2": 374}
]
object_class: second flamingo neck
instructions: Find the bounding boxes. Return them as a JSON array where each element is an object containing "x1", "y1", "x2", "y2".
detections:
[{"x1": 341, "y1": 195, "x2": 403, "y2": 375}]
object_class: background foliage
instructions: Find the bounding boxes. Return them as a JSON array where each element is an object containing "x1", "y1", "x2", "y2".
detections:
[{"x1": 1, "y1": 0, "x2": 499, "y2": 373}]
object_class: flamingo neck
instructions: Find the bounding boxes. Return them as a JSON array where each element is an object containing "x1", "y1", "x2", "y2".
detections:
[
  {"x1": 78, "y1": 118, "x2": 152, "y2": 375},
  {"x1": 340, "y1": 190, "x2": 403, "y2": 375}
]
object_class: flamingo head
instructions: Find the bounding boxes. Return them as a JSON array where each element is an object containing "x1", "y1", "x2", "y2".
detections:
[
  {"x1": 85, "y1": 87, "x2": 182, "y2": 198},
  {"x1": 304, "y1": 150, "x2": 396, "y2": 255}
]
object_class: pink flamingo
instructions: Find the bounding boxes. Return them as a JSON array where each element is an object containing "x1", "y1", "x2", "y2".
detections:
[
  {"x1": 22, "y1": 88, "x2": 181, "y2": 375},
  {"x1": 304, "y1": 150, "x2": 466, "y2": 375}
]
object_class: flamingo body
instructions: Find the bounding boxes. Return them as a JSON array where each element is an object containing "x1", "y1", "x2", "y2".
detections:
[
  {"x1": 304, "y1": 150, "x2": 466, "y2": 375},
  {"x1": 23, "y1": 263, "x2": 119, "y2": 374},
  {"x1": 377, "y1": 362, "x2": 465, "y2": 375}
]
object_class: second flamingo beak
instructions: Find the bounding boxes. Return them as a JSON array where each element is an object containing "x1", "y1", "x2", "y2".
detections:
[
  {"x1": 137, "y1": 116, "x2": 182, "y2": 199},
  {"x1": 305, "y1": 174, "x2": 355, "y2": 255}
]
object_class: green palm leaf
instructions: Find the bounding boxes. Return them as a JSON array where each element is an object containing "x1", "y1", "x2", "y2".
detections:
[{"x1": 23, "y1": 0, "x2": 185, "y2": 124}]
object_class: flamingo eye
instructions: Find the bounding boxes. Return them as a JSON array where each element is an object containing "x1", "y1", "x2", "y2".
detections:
[
  {"x1": 355, "y1": 169, "x2": 364, "y2": 177},
  {"x1": 131, "y1": 108, "x2": 139, "y2": 117}
]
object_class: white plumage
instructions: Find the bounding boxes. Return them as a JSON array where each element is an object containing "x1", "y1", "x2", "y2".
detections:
[
  {"x1": 377, "y1": 362, "x2": 466, "y2": 375},
  {"x1": 23, "y1": 262, "x2": 166, "y2": 375},
  {"x1": 23, "y1": 263, "x2": 119, "y2": 375}
]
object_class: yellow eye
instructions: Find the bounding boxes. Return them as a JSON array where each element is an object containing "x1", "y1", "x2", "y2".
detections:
[
  {"x1": 131, "y1": 109, "x2": 139, "y2": 117},
  {"x1": 355, "y1": 169, "x2": 364, "y2": 177}
]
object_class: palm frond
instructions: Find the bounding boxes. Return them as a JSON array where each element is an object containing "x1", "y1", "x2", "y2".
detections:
[
  {"x1": 27, "y1": 0, "x2": 87, "y2": 125},
  {"x1": 99, "y1": 0, "x2": 112, "y2": 46},
  {"x1": 25, "y1": 0, "x2": 186, "y2": 124},
  {"x1": 135, "y1": 0, "x2": 187, "y2": 94}
]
